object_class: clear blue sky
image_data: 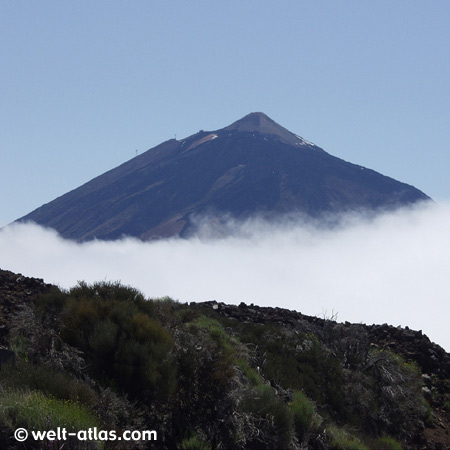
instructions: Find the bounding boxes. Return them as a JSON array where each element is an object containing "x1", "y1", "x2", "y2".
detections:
[{"x1": 1, "y1": 1, "x2": 450, "y2": 227}]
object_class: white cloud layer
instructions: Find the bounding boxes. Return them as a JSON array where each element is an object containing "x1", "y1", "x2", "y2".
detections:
[{"x1": 1, "y1": 202, "x2": 449, "y2": 351}]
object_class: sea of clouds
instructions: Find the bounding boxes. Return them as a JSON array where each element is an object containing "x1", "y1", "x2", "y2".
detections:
[{"x1": 1, "y1": 201, "x2": 449, "y2": 351}]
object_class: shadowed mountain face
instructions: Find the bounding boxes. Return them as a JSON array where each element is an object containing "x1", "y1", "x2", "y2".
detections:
[{"x1": 18, "y1": 112, "x2": 430, "y2": 241}]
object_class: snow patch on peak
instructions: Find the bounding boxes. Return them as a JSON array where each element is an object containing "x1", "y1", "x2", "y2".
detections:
[
  {"x1": 185, "y1": 133, "x2": 219, "y2": 152},
  {"x1": 221, "y1": 113, "x2": 322, "y2": 150},
  {"x1": 295, "y1": 134, "x2": 314, "y2": 146}
]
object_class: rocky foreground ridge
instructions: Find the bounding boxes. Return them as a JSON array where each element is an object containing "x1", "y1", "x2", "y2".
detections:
[{"x1": 0, "y1": 268, "x2": 449, "y2": 449}]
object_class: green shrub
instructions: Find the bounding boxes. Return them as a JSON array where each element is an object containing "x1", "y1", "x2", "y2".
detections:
[
  {"x1": 131, "y1": 312, "x2": 172, "y2": 344},
  {"x1": 187, "y1": 315, "x2": 238, "y2": 383},
  {"x1": 69, "y1": 280, "x2": 144, "y2": 304},
  {"x1": 236, "y1": 360, "x2": 264, "y2": 387},
  {"x1": 61, "y1": 281, "x2": 176, "y2": 400},
  {"x1": 175, "y1": 306, "x2": 201, "y2": 324},
  {"x1": 343, "y1": 348, "x2": 427, "y2": 437},
  {"x1": 188, "y1": 316, "x2": 227, "y2": 338},
  {"x1": 150, "y1": 296, "x2": 180, "y2": 325},
  {"x1": 180, "y1": 433, "x2": 212, "y2": 450},
  {"x1": 262, "y1": 333, "x2": 345, "y2": 416},
  {"x1": 89, "y1": 318, "x2": 119, "y2": 360},
  {"x1": 444, "y1": 399, "x2": 450, "y2": 412},
  {"x1": 240, "y1": 385, "x2": 294, "y2": 447},
  {"x1": 289, "y1": 390, "x2": 321, "y2": 440},
  {"x1": 423, "y1": 399, "x2": 434, "y2": 426},
  {"x1": 62, "y1": 296, "x2": 102, "y2": 346},
  {"x1": 35, "y1": 286, "x2": 68, "y2": 314},
  {"x1": 8, "y1": 335, "x2": 29, "y2": 361},
  {"x1": 225, "y1": 320, "x2": 349, "y2": 421},
  {"x1": 0, "y1": 389, "x2": 99, "y2": 432},
  {"x1": 327, "y1": 424, "x2": 369, "y2": 450},
  {"x1": 0, "y1": 359, "x2": 97, "y2": 408}
]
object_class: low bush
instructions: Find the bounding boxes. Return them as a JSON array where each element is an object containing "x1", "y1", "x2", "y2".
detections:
[
  {"x1": 35, "y1": 285, "x2": 68, "y2": 315},
  {"x1": 444, "y1": 399, "x2": 450, "y2": 412},
  {"x1": 236, "y1": 360, "x2": 264, "y2": 387},
  {"x1": 232, "y1": 322, "x2": 347, "y2": 418},
  {"x1": 289, "y1": 390, "x2": 321, "y2": 440},
  {"x1": 240, "y1": 385, "x2": 294, "y2": 448},
  {"x1": 180, "y1": 432, "x2": 212, "y2": 450},
  {"x1": 0, "y1": 359, "x2": 97, "y2": 408},
  {"x1": 187, "y1": 316, "x2": 238, "y2": 384},
  {"x1": 423, "y1": 399, "x2": 434, "y2": 426},
  {"x1": 0, "y1": 389, "x2": 99, "y2": 433},
  {"x1": 61, "y1": 281, "x2": 176, "y2": 400},
  {"x1": 69, "y1": 280, "x2": 145, "y2": 304},
  {"x1": 327, "y1": 424, "x2": 369, "y2": 450}
]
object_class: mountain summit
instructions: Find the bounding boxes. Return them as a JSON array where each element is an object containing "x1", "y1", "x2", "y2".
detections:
[
  {"x1": 223, "y1": 112, "x2": 307, "y2": 146},
  {"x1": 18, "y1": 113, "x2": 430, "y2": 240}
]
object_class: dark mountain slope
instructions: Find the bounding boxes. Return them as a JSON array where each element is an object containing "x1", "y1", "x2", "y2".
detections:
[{"x1": 18, "y1": 112, "x2": 430, "y2": 240}]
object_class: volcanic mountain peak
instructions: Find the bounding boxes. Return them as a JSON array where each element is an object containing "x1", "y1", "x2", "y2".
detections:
[
  {"x1": 222, "y1": 112, "x2": 309, "y2": 146},
  {"x1": 16, "y1": 112, "x2": 431, "y2": 241}
]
